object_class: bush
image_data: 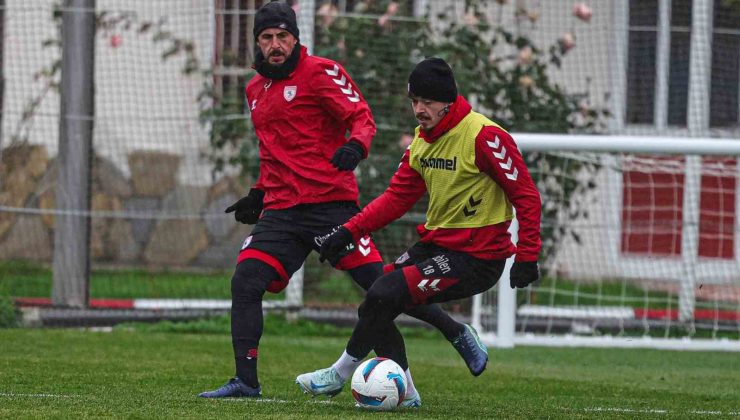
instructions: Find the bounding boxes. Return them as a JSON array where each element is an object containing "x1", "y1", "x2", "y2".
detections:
[{"x1": 0, "y1": 295, "x2": 20, "y2": 328}]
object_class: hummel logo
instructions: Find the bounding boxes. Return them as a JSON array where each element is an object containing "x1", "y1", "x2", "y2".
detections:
[
  {"x1": 485, "y1": 135, "x2": 518, "y2": 181},
  {"x1": 324, "y1": 64, "x2": 340, "y2": 77},
  {"x1": 358, "y1": 236, "x2": 372, "y2": 257},
  {"x1": 463, "y1": 196, "x2": 482, "y2": 217},
  {"x1": 505, "y1": 168, "x2": 519, "y2": 180},
  {"x1": 418, "y1": 279, "x2": 441, "y2": 292},
  {"x1": 359, "y1": 236, "x2": 371, "y2": 256},
  {"x1": 332, "y1": 74, "x2": 347, "y2": 86},
  {"x1": 324, "y1": 64, "x2": 361, "y2": 103},
  {"x1": 492, "y1": 145, "x2": 506, "y2": 160},
  {"x1": 499, "y1": 157, "x2": 512, "y2": 171}
]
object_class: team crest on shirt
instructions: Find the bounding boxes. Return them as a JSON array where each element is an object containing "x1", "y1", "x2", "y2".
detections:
[{"x1": 284, "y1": 86, "x2": 297, "y2": 102}]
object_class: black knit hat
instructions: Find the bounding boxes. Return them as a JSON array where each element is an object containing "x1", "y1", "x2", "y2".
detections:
[
  {"x1": 253, "y1": 1, "x2": 300, "y2": 40},
  {"x1": 408, "y1": 57, "x2": 458, "y2": 103}
]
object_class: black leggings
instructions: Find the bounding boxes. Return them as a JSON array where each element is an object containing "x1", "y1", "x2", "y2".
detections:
[
  {"x1": 345, "y1": 251, "x2": 504, "y2": 364},
  {"x1": 231, "y1": 259, "x2": 462, "y2": 380},
  {"x1": 347, "y1": 264, "x2": 464, "y2": 369},
  {"x1": 346, "y1": 269, "x2": 411, "y2": 364}
]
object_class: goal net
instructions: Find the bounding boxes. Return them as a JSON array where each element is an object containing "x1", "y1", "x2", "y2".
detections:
[{"x1": 473, "y1": 134, "x2": 740, "y2": 351}]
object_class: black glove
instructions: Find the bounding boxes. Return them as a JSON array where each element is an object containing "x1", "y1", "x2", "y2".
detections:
[
  {"x1": 319, "y1": 226, "x2": 354, "y2": 263},
  {"x1": 510, "y1": 261, "x2": 539, "y2": 289},
  {"x1": 224, "y1": 188, "x2": 265, "y2": 224},
  {"x1": 330, "y1": 141, "x2": 364, "y2": 171}
]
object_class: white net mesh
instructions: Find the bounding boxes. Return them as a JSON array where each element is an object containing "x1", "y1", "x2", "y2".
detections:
[
  {"x1": 477, "y1": 144, "x2": 740, "y2": 344},
  {"x1": 0, "y1": 1, "x2": 739, "y2": 325}
]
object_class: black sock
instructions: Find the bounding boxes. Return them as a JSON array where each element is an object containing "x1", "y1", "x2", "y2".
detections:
[
  {"x1": 374, "y1": 322, "x2": 409, "y2": 370},
  {"x1": 230, "y1": 259, "x2": 276, "y2": 389},
  {"x1": 235, "y1": 355, "x2": 259, "y2": 388}
]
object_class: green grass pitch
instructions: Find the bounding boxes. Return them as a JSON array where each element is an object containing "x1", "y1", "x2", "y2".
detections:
[{"x1": 1, "y1": 316, "x2": 738, "y2": 419}]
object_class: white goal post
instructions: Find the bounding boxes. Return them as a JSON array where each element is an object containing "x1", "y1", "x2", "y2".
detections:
[{"x1": 473, "y1": 133, "x2": 740, "y2": 351}]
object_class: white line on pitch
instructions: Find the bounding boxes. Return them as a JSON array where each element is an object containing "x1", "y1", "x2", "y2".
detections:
[
  {"x1": 578, "y1": 407, "x2": 739, "y2": 416},
  {"x1": 0, "y1": 393, "x2": 76, "y2": 398},
  {"x1": 584, "y1": 407, "x2": 668, "y2": 414},
  {"x1": 692, "y1": 410, "x2": 739, "y2": 416},
  {"x1": 249, "y1": 398, "x2": 291, "y2": 404},
  {"x1": 212, "y1": 398, "x2": 290, "y2": 403}
]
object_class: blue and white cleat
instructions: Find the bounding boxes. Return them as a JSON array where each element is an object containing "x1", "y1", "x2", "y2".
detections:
[
  {"x1": 198, "y1": 377, "x2": 262, "y2": 398},
  {"x1": 452, "y1": 324, "x2": 488, "y2": 376},
  {"x1": 400, "y1": 389, "x2": 422, "y2": 408},
  {"x1": 295, "y1": 367, "x2": 345, "y2": 397}
]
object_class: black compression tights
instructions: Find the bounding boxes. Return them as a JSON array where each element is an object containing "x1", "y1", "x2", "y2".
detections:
[
  {"x1": 347, "y1": 264, "x2": 464, "y2": 370},
  {"x1": 349, "y1": 263, "x2": 464, "y2": 341},
  {"x1": 230, "y1": 260, "x2": 465, "y2": 384},
  {"x1": 230, "y1": 259, "x2": 275, "y2": 388},
  {"x1": 346, "y1": 269, "x2": 414, "y2": 364}
]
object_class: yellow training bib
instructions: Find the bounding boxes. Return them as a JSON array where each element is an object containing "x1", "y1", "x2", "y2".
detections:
[{"x1": 408, "y1": 112, "x2": 513, "y2": 229}]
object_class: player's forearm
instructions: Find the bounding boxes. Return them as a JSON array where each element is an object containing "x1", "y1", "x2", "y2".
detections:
[
  {"x1": 345, "y1": 191, "x2": 413, "y2": 239},
  {"x1": 346, "y1": 111, "x2": 376, "y2": 158},
  {"x1": 504, "y1": 176, "x2": 542, "y2": 261},
  {"x1": 513, "y1": 206, "x2": 542, "y2": 262},
  {"x1": 474, "y1": 126, "x2": 542, "y2": 260},
  {"x1": 506, "y1": 165, "x2": 542, "y2": 261},
  {"x1": 345, "y1": 161, "x2": 425, "y2": 239}
]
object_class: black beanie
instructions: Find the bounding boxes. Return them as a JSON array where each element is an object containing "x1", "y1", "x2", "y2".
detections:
[
  {"x1": 407, "y1": 57, "x2": 458, "y2": 103},
  {"x1": 253, "y1": 1, "x2": 300, "y2": 40}
]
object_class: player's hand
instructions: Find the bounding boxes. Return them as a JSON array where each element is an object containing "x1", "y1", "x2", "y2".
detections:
[
  {"x1": 319, "y1": 226, "x2": 354, "y2": 263},
  {"x1": 510, "y1": 261, "x2": 539, "y2": 288},
  {"x1": 224, "y1": 188, "x2": 265, "y2": 224},
  {"x1": 330, "y1": 141, "x2": 364, "y2": 171}
]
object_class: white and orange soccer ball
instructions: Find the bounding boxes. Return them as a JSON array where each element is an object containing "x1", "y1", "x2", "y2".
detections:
[{"x1": 350, "y1": 357, "x2": 407, "y2": 411}]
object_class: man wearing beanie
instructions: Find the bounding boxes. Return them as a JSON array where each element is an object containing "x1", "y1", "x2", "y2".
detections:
[
  {"x1": 199, "y1": 4, "x2": 473, "y2": 402},
  {"x1": 298, "y1": 57, "x2": 542, "y2": 404}
]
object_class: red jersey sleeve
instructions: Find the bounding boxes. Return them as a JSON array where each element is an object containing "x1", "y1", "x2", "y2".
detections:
[
  {"x1": 313, "y1": 62, "x2": 376, "y2": 157},
  {"x1": 244, "y1": 81, "x2": 264, "y2": 191},
  {"x1": 474, "y1": 126, "x2": 542, "y2": 261},
  {"x1": 345, "y1": 148, "x2": 427, "y2": 239}
]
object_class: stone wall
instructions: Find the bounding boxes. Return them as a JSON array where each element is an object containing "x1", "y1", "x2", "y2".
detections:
[{"x1": 0, "y1": 144, "x2": 252, "y2": 269}]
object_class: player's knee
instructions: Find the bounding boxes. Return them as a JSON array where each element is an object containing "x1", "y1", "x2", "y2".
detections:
[
  {"x1": 357, "y1": 292, "x2": 399, "y2": 321},
  {"x1": 364, "y1": 285, "x2": 391, "y2": 309},
  {"x1": 362, "y1": 272, "x2": 406, "y2": 314},
  {"x1": 231, "y1": 259, "x2": 277, "y2": 303}
]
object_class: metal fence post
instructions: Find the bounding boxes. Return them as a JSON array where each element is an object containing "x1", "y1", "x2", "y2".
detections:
[{"x1": 52, "y1": 0, "x2": 96, "y2": 308}]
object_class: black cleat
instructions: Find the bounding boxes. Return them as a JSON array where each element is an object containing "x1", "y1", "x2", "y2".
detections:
[{"x1": 198, "y1": 377, "x2": 262, "y2": 398}]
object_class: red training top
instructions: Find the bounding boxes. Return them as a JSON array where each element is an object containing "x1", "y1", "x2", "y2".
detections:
[
  {"x1": 246, "y1": 46, "x2": 376, "y2": 209},
  {"x1": 345, "y1": 96, "x2": 541, "y2": 261}
]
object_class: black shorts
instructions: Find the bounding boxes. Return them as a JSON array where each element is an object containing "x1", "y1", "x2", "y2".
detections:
[
  {"x1": 236, "y1": 201, "x2": 381, "y2": 293},
  {"x1": 389, "y1": 242, "x2": 506, "y2": 305}
]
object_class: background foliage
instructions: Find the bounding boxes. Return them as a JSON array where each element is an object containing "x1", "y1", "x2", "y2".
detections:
[
  {"x1": 15, "y1": 1, "x2": 611, "y2": 281},
  {"x1": 311, "y1": 0, "x2": 609, "y2": 267},
  {"x1": 0, "y1": 294, "x2": 19, "y2": 328}
]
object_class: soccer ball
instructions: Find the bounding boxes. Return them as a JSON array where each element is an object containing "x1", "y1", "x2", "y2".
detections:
[{"x1": 350, "y1": 357, "x2": 407, "y2": 411}]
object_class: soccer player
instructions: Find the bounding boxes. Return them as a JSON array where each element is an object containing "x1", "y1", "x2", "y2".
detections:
[
  {"x1": 296, "y1": 57, "x2": 542, "y2": 401},
  {"x1": 198, "y1": 4, "x2": 487, "y2": 403}
]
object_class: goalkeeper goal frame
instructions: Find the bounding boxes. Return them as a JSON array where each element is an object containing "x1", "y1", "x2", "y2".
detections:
[{"x1": 473, "y1": 133, "x2": 740, "y2": 352}]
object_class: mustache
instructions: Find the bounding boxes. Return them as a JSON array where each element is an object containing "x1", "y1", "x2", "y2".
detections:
[
  {"x1": 269, "y1": 50, "x2": 285, "y2": 57},
  {"x1": 415, "y1": 113, "x2": 430, "y2": 120}
]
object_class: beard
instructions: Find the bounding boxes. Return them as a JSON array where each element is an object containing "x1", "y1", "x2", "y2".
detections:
[{"x1": 254, "y1": 42, "x2": 302, "y2": 80}]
